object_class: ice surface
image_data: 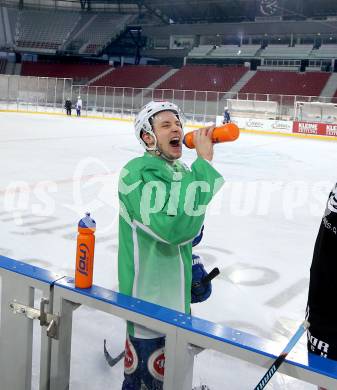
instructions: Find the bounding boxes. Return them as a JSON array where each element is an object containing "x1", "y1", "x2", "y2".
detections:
[{"x1": 1, "y1": 112, "x2": 335, "y2": 389}]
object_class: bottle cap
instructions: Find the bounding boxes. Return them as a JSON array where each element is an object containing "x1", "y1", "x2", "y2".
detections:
[{"x1": 78, "y1": 212, "x2": 96, "y2": 229}]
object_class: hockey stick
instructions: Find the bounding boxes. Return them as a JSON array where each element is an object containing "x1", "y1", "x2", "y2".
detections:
[
  {"x1": 103, "y1": 339, "x2": 125, "y2": 367},
  {"x1": 202, "y1": 267, "x2": 220, "y2": 285},
  {"x1": 253, "y1": 320, "x2": 310, "y2": 390},
  {"x1": 192, "y1": 267, "x2": 220, "y2": 290}
]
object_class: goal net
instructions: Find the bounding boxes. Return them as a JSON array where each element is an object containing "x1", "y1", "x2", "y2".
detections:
[
  {"x1": 226, "y1": 99, "x2": 278, "y2": 119},
  {"x1": 294, "y1": 101, "x2": 337, "y2": 123}
]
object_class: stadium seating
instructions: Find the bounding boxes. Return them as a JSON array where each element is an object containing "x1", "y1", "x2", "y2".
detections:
[
  {"x1": 21, "y1": 62, "x2": 111, "y2": 82},
  {"x1": 82, "y1": 44, "x2": 104, "y2": 54},
  {"x1": 63, "y1": 12, "x2": 95, "y2": 52},
  {"x1": 15, "y1": 10, "x2": 80, "y2": 52},
  {"x1": 188, "y1": 44, "x2": 314, "y2": 60},
  {"x1": 91, "y1": 65, "x2": 172, "y2": 88},
  {"x1": 240, "y1": 70, "x2": 330, "y2": 98},
  {"x1": 188, "y1": 45, "x2": 213, "y2": 57},
  {"x1": 209, "y1": 45, "x2": 261, "y2": 58},
  {"x1": 154, "y1": 65, "x2": 248, "y2": 100},
  {"x1": 260, "y1": 45, "x2": 313, "y2": 59},
  {"x1": 310, "y1": 45, "x2": 337, "y2": 59},
  {"x1": 78, "y1": 13, "x2": 134, "y2": 55},
  {"x1": 8, "y1": 9, "x2": 133, "y2": 55}
]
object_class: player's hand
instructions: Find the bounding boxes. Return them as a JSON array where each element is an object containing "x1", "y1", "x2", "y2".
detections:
[
  {"x1": 191, "y1": 255, "x2": 212, "y2": 304},
  {"x1": 193, "y1": 125, "x2": 215, "y2": 162}
]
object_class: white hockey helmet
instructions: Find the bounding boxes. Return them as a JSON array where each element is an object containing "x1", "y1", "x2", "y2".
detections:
[{"x1": 134, "y1": 101, "x2": 184, "y2": 151}]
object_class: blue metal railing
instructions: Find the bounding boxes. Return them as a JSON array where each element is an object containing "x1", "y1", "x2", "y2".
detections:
[{"x1": 1, "y1": 255, "x2": 337, "y2": 390}]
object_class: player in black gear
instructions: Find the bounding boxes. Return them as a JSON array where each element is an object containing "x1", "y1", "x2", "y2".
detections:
[
  {"x1": 306, "y1": 183, "x2": 337, "y2": 363},
  {"x1": 64, "y1": 98, "x2": 72, "y2": 116}
]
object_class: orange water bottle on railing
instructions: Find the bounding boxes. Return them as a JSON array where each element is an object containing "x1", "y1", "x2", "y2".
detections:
[{"x1": 75, "y1": 212, "x2": 96, "y2": 289}]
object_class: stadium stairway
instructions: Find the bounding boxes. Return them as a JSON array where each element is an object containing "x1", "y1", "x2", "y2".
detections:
[
  {"x1": 224, "y1": 69, "x2": 256, "y2": 99},
  {"x1": 0, "y1": 59, "x2": 6, "y2": 74},
  {"x1": 14, "y1": 63, "x2": 21, "y2": 75},
  {"x1": 5, "y1": 60, "x2": 15, "y2": 75},
  {"x1": 2, "y1": 7, "x2": 12, "y2": 45},
  {"x1": 146, "y1": 68, "x2": 180, "y2": 90},
  {"x1": 0, "y1": 7, "x2": 5, "y2": 46},
  {"x1": 67, "y1": 14, "x2": 97, "y2": 49},
  {"x1": 79, "y1": 41, "x2": 89, "y2": 54},
  {"x1": 88, "y1": 66, "x2": 115, "y2": 85},
  {"x1": 320, "y1": 73, "x2": 337, "y2": 100}
]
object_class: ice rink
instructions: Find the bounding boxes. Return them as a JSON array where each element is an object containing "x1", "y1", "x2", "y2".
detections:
[{"x1": 1, "y1": 111, "x2": 336, "y2": 389}]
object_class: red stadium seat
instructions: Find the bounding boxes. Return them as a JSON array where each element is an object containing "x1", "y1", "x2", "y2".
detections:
[
  {"x1": 240, "y1": 70, "x2": 330, "y2": 97},
  {"x1": 21, "y1": 62, "x2": 112, "y2": 82},
  {"x1": 91, "y1": 65, "x2": 172, "y2": 89},
  {"x1": 154, "y1": 65, "x2": 248, "y2": 100}
]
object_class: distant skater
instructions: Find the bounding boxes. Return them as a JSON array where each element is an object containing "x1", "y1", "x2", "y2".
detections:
[
  {"x1": 76, "y1": 96, "x2": 82, "y2": 117},
  {"x1": 65, "y1": 98, "x2": 72, "y2": 116},
  {"x1": 223, "y1": 107, "x2": 231, "y2": 124}
]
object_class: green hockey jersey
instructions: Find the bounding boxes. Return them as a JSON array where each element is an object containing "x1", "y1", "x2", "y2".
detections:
[{"x1": 118, "y1": 152, "x2": 224, "y2": 338}]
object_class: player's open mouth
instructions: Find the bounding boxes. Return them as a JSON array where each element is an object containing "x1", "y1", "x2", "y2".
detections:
[{"x1": 169, "y1": 137, "x2": 181, "y2": 147}]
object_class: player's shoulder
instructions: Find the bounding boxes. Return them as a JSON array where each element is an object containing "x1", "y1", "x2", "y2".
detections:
[
  {"x1": 122, "y1": 155, "x2": 145, "y2": 170},
  {"x1": 121, "y1": 153, "x2": 159, "y2": 177},
  {"x1": 123, "y1": 153, "x2": 164, "y2": 170},
  {"x1": 120, "y1": 156, "x2": 145, "y2": 180},
  {"x1": 121, "y1": 153, "x2": 189, "y2": 181}
]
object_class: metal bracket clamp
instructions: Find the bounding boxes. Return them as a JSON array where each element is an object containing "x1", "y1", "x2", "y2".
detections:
[
  {"x1": 188, "y1": 344, "x2": 204, "y2": 356},
  {"x1": 9, "y1": 298, "x2": 59, "y2": 339}
]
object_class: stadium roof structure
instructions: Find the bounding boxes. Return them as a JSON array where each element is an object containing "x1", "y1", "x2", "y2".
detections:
[
  {"x1": 2, "y1": 0, "x2": 337, "y2": 23},
  {"x1": 140, "y1": 0, "x2": 255, "y2": 24},
  {"x1": 0, "y1": 0, "x2": 254, "y2": 22},
  {"x1": 122, "y1": 0, "x2": 337, "y2": 23}
]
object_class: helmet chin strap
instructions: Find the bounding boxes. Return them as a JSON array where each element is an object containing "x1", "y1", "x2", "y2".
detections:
[
  {"x1": 145, "y1": 132, "x2": 177, "y2": 162},
  {"x1": 155, "y1": 148, "x2": 176, "y2": 163}
]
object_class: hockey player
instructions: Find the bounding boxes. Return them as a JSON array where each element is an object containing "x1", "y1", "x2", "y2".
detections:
[
  {"x1": 223, "y1": 108, "x2": 231, "y2": 124},
  {"x1": 64, "y1": 98, "x2": 72, "y2": 116},
  {"x1": 118, "y1": 101, "x2": 224, "y2": 389},
  {"x1": 306, "y1": 183, "x2": 337, "y2": 390},
  {"x1": 76, "y1": 96, "x2": 82, "y2": 117}
]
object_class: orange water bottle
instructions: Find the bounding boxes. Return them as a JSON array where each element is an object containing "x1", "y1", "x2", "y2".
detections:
[
  {"x1": 183, "y1": 123, "x2": 240, "y2": 149},
  {"x1": 75, "y1": 212, "x2": 96, "y2": 288}
]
